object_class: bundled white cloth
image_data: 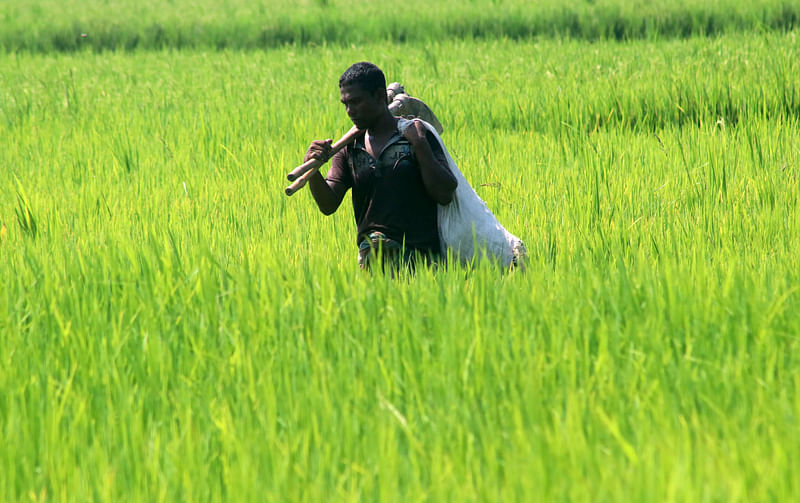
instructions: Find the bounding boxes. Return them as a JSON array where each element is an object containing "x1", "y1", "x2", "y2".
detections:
[{"x1": 397, "y1": 118, "x2": 527, "y2": 269}]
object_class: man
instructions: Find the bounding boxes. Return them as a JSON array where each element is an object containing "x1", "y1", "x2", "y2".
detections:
[{"x1": 304, "y1": 62, "x2": 458, "y2": 271}]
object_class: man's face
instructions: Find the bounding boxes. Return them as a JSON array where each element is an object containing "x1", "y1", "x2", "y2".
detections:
[{"x1": 340, "y1": 83, "x2": 385, "y2": 130}]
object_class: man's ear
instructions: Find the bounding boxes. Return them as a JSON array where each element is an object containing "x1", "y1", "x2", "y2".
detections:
[{"x1": 374, "y1": 87, "x2": 388, "y2": 105}]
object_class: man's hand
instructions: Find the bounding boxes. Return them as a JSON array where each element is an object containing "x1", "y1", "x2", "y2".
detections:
[
  {"x1": 304, "y1": 139, "x2": 333, "y2": 163},
  {"x1": 303, "y1": 138, "x2": 347, "y2": 215},
  {"x1": 401, "y1": 119, "x2": 457, "y2": 205},
  {"x1": 401, "y1": 119, "x2": 428, "y2": 147}
]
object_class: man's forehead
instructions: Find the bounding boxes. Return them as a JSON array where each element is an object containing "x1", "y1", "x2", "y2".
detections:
[{"x1": 340, "y1": 84, "x2": 371, "y2": 98}]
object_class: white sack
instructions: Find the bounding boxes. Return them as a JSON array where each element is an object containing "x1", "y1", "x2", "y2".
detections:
[{"x1": 397, "y1": 118, "x2": 527, "y2": 268}]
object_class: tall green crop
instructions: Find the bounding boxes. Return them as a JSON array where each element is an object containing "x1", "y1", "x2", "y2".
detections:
[
  {"x1": 0, "y1": 30, "x2": 798, "y2": 502},
  {"x1": 0, "y1": 0, "x2": 799, "y2": 52}
]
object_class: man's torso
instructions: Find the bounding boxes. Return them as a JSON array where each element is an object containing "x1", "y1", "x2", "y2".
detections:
[{"x1": 326, "y1": 124, "x2": 447, "y2": 253}]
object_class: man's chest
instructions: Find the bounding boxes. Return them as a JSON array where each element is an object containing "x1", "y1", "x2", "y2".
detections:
[{"x1": 349, "y1": 141, "x2": 416, "y2": 182}]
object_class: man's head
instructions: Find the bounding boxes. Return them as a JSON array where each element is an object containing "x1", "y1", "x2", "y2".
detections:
[
  {"x1": 339, "y1": 62, "x2": 387, "y2": 97},
  {"x1": 339, "y1": 62, "x2": 388, "y2": 130}
]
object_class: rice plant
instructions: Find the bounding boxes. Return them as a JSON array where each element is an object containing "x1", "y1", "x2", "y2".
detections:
[{"x1": 0, "y1": 18, "x2": 798, "y2": 503}]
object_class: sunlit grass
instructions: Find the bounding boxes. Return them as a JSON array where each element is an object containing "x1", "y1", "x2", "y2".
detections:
[
  {"x1": 0, "y1": 31, "x2": 798, "y2": 502},
  {"x1": 0, "y1": 0, "x2": 798, "y2": 51}
]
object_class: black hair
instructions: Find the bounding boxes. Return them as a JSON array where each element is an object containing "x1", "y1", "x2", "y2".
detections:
[{"x1": 339, "y1": 62, "x2": 386, "y2": 95}]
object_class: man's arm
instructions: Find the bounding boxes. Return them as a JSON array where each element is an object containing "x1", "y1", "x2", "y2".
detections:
[
  {"x1": 304, "y1": 139, "x2": 348, "y2": 215},
  {"x1": 403, "y1": 120, "x2": 458, "y2": 205}
]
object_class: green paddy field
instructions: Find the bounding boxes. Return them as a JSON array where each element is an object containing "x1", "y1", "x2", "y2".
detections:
[{"x1": 1, "y1": 1, "x2": 799, "y2": 501}]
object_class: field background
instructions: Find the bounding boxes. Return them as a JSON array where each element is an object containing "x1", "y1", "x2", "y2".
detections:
[{"x1": 1, "y1": 1, "x2": 799, "y2": 501}]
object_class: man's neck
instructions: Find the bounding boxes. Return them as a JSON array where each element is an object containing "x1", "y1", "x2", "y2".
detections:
[
  {"x1": 363, "y1": 109, "x2": 398, "y2": 160},
  {"x1": 365, "y1": 108, "x2": 397, "y2": 138}
]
